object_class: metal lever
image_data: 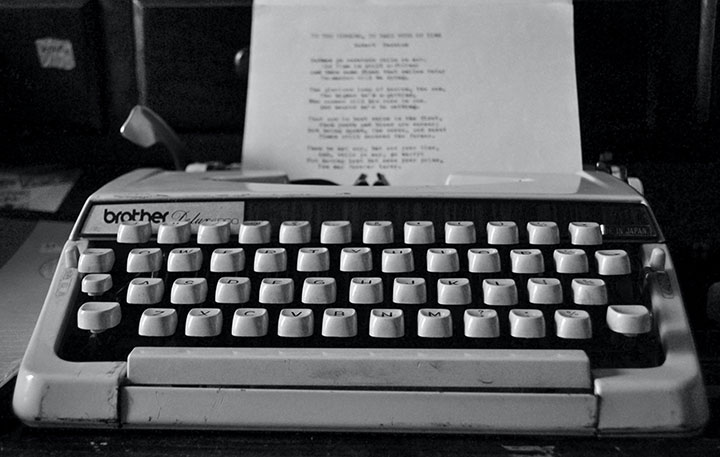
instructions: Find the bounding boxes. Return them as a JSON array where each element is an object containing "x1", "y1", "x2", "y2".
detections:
[{"x1": 120, "y1": 105, "x2": 187, "y2": 171}]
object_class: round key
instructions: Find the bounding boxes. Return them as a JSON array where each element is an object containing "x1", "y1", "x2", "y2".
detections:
[
  {"x1": 126, "y1": 247, "x2": 162, "y2": 273},
  {"x1": 117, "y1": 221, "x2": 151, "y2": 244},
  {"x1": 369, "y1": 309, "x2": 404, "y2": 338},
  {"x1": 78, "y1": 248, "x2": 115, "y2": 273},
  {"x1": 363, "y1": 221, "x2": 394, "y2": 244},
  {"x1": 139, "y1": 308, "x2": 178, "y2": 337},
  {"x1": 444, "y1": 221, "x2": 476, "y2": 244},
  {"x1": 279, "y1": 220, "x2": 311, "y2": 244},
  {"x1": 486, "y1": 221, "x2": 518, "y2": 245},
  {"x1": 554, "y1": 249, "x2": 589, "y2": 274},
  {"x1": 322, "y1": 308, "x2": 357, "y2": 337},
  {"x1": 437, "y1": 278, "x2": 471, "y2": 305},
  {"x1": 606, "y1": 305, "x2": 652, "y2": 335},
  {"x1": 254, "y1": 248, "x2": 287, "y2": 272},
  {"x1": 527, "y1": 278, "x2": 563, "y2": 304},
  {"x1": 171, "y1": 278, "x2": 208, "y2": 304},
  {"x1": 510, "y1": 249, "x2": 544, "y2": 274},
  {"x1": 210, "y1": 248, "x2": 245, "y2": 272},
  {"x1": 349, "y1": 277, "x2": 383, "y2": 304},
  {"x1": 302, "y1": 277, "x2": 337, "y2": 304},
  {"x1": 527, "y1": 221, "x2": 560, "y2": 245},
  {"x1": 197, "y1": 220, "x2": 231, "y2": 244},
  {"x1": 569, "y1": 222, "x2": 602, "y2": 245},
  {"x1": 157, "y1": 221, "x2": 191, "y2": 244},
  {"x1": 167, "y1": 247, "x2": 203, "y2": 272},
  {"x1": 81, "y1": 273, "x2": 113, "y2": 296},
  {"x1": 571, "y1": 278, "x2": 608, "y2": 305},
  {"x1": 509, "y1": 309, "x2": 546, "y2": 338},
  {"x1": 468, "y1": 248, "x2": 501, "y2": 273},
  {"x1": 554, "y1": 309, "x2": 592, "y2": 339},
  {"x1": 258, "y1": 278, "x2": 294, "y2": 304},
  {"x1": 340, "y1": 247, "x2": 372, "y2": 272},
  {"x1": 77, "y1": 301, "x2": 121, "y2": 333},
  {"x1": 595, "y1": 250, "x2": 631, "y2": 276},
  {"x1": 320, "y1": 221, "x2": 352, "y2": 244},
  {"x1": 464, "y1": 309, "x2": 500, "y2": 338},
  {"x1": 426, "y1": 248, "x2": 459, "y2": 273},
  {"x1": 404, "y1": 221, "x2": 435, "y2": 244},
  {"x1": 482, "y1": 279, "x2": 518, "y2": 306},
  {"x1": 382, "y1": 248, "x2": 414, "y2": 273},
  {"x1": 127, "y1": 278, "x2": 164, "y2": 304},
  {"x1": 185, "y1": 308, "x2": 222, "y2": 337},
  {"x1": 417, "y1": 309, "x2": 452, "y2": 338},
  {"x1": 215, "y1": 277, "x2": 251, "y2": 303},
  {"x1": 278, "y1": 308, "x2": 314, "y2": 337},
  {"x1": 393, "y1": 278, "x2": 427, "y2": 304},
  {"x1": 232, "y1": 308, "x2": 269, "y2": 337},
  {"x1": 296, "y1": 247, "x2": 330, "y2": 272},
  {"x1": 238, "y1": 220, "x2": 271, "y2": 244}
]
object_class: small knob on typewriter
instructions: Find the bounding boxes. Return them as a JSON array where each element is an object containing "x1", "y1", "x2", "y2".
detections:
[{"x1": 647, "y1": 247, "x2": 666, "y2": 272}]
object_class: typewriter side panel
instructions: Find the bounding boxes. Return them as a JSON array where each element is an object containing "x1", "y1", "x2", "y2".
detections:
[
  {"x1": 593, "y1": 244, "x2": 709, "y2": 436},
  {"x1": 12, "y1": 239, "x2": 126, "y2": 428}
]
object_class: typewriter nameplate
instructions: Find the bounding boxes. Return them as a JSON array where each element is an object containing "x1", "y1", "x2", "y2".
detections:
[{"x1": 83, "y1": 202, "x2": 245, "y2": 235}]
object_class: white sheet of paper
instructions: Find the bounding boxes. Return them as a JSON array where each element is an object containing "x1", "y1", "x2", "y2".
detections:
[
  {"x1": 0, "y1": 167, "x2": 80, "y2": 213},
  {"x1": 243, "y1": 0, "x2": 582, "y2": 186}
]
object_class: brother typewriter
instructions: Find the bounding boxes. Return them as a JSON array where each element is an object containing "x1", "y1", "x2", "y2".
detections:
[{"x1": 12, "y1": 168, "x2": 709, "y2": 435}]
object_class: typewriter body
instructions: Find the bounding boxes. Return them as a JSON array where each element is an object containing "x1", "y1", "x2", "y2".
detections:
[{"x1": 12, "y1": 167, "x2": 709, "y2": 435}]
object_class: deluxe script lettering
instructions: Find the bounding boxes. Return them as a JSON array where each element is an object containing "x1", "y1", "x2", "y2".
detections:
[{"x1": 170, "y1": 211, "x2": 241, "y2": 227}]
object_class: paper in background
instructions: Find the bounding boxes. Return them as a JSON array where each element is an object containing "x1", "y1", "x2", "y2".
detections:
[
  {"x1": 0, "y1": 167, "x2": 80, "y2": 213},
  {"x1": 0, "y1": 220, "x2": 72, "y2": 389},
  {"x1": 242, "y1": 0, "x2": 582, "y2": 186}
]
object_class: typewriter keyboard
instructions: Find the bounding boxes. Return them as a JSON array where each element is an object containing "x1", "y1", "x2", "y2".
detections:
[
  {"x1": 59, "y1": 198, "x2": 663, "y2": 371},
  {"x1": 17, "y1": 170, "x2": 710, "y2": 433}
]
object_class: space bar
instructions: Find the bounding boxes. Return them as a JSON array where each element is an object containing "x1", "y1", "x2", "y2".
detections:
[{"x1": 127, "y1": 347, "x2": 592, "y2": 390}]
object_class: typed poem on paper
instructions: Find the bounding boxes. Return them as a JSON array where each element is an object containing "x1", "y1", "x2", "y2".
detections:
[{"x1": 243, "y1": 0, "x2": 582, "y2": 185}]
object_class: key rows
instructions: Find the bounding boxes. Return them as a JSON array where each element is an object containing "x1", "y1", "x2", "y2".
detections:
[
  {"x1": 77, "y1": 303, "x2": 652, "y2": 338},
  {"x1": 114, "y1": 220, "x2": 604, "y2": 246},
  {"x1": 84, "y1": 275, "x2": 614, "y2": 306},
  {"x1": 78, "y1": 246, "x2": 631, "y2": 276}
]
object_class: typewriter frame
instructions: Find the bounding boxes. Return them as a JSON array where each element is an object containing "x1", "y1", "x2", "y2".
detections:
[{"x1": 12, "y1": 168, "x2": 709, "y2": 435}]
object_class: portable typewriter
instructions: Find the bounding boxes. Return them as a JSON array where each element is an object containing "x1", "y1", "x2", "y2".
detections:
[{"x1": 12, "y1": 167, "x2": 709, "y2": 435}]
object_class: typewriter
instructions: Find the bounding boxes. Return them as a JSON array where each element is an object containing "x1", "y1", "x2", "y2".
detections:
[{"x1": 12, "y1": 167, "x2": 709, "y2": 435}]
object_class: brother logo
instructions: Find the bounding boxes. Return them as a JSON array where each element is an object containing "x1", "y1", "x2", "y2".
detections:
[{"x1": 103, "y1": 208, "x2": 169, "y2": 224}]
